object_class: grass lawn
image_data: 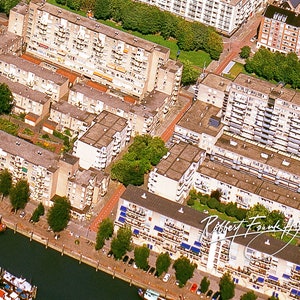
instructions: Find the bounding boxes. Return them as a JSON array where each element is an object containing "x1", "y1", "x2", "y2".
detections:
[{"x1": 45, "y1": 0, "x2": 211, "y2": 69}]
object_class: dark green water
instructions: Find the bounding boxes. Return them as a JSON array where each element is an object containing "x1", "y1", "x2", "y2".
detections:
[{"x1": 0, "y1": 230, "x2": 140, "y2": 300}]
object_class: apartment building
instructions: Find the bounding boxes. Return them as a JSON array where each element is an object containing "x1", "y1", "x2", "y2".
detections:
[
  {"x1": 8, "y1": 0, "x2": 182, "y2": 101},
  {"x1": 0, "y1": 75, "x2": 51, "y2": 121},
  {"x1": 115, "y1": 185, "x2": 300, "y2": 300},
  {"x1": 0, "y1": 54, "x2": 69, "y2": 101},
  {"x1": 223, "y1": 73, "x2": 300, "y2": 156},
  {"x1": 68, "y1": 82, "x2": 171, "y2": 135},
  {"x1": 49, "y1": 100, "x2": 95, "y2": 136},
  {"x1": 148, "y1": 142, "x2": 205, "y2": 203},
  {"x1": 0, "y1": 31, "x2": 23, "y2": 55},
  {"x1": 173, "y1": 101, "x2": 224, "y2": 151},
  {"x1": 257, "y1": 4, "x2": 300, "y2": 57},
  {"x1": 73, "y1": 111, "x2": 130, "y2": 170},
  {"x1": 136, "y1": 0, "x2": 265, "y2": 36}
]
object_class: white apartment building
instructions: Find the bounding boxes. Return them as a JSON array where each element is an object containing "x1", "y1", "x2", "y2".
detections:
[
  {"x1": 8, "y1": 0, "x2": 182, "y2": 100},
  {"x1": 73, "y1": 111, "x2": 130, "y2": 170},
  {"x1": 49, "y1": 100, "x2": 95, "y2": 136},
  {"x1": 0, "y1": 75, "x2": 51, "y2": 121},
  {"x1": 0, "y1": 54, "x2": 69, "y2": 101},
  {"x1": 68, "y1": 82, "x2": 171, "y2": 135},
  {"x1": 223, "y1": 73, "x2": 300, "y2": 156},
  {"x1": 136, "y1": 0, "x2": 266, "y2": 36},
  {"x1": 148, "y1": 142, "x2": 205, "y2": 203},
  {"x1": 173, "y1": 101, "x2": 224, "y2": 151},
  {"x1": 115, "y1": 185, "x2": 300, "y2": 300}
]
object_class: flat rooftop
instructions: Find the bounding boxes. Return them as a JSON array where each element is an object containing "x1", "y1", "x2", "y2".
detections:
[
  {"x1": 215, "y1": 133, "x2": 300, "y2": 177},
  {"x1": 0, "y1": 131, "x2": 59, "y2": 171},
  {"x1": 200, "y1": 73, "x2": 231, "y2": 92},
  {"x1": 233, "y1": 73, "x2": 300, "y2": 105},
  {"x1": 121, "y1": 185, "x2": 300, "y2": 265},
  {"x1": 155, "y1": 142, "x2": 204, "y2": 181},
  {"x1": 32, "y1": 0, "x2": 170, "y2": 55},
  {"x1": 0, "y1": 75, "x2": 50, "y2": 105},
  {"x1": 176, "y1": 101, "x2": 223, "y2": 137},
  {"x1": 198, "y1": 158, "x2": 300, "y2": 210},
  {"x1": 79, "y1": 110, "x2": 128, "y2": 148},
  {"x1": 0, "y1": 54, "x2": 69, "y2": 85}
]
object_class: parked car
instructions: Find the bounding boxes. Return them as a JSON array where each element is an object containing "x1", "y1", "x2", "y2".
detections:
[
  {"x1": 190, "y1": 283, "x2": 198, "y2": 293},
  {"x1": 175, "y1": 280, "x2": 180, "y2": 286},
  {"x1": 128, "y1": 258, "x2": 134, "y2": 266},
  {"x1": 163, "y1": 273, "x2": 170, "y2": 282},
  {"x1": 196, "y1": 288, "x2": 202, "y2": 295},
  {"x1": 206, "y1": 289, "x2": 213, "y2": 298},
  {"x1": 212, "y1": 291, "x2": 220, "y2": 300},
  {"x1": 19, "y1": 211, "x2": 26, "y2": 218},
  {"x1": 122, "y1": 255, "x2": 129, "y2": 263},
  {"x1": 148, "y1": 267, "x2": 155, "y2": 275},
  {"x1": 107, "y1": 250, "x2": 113, "y2": 258}
]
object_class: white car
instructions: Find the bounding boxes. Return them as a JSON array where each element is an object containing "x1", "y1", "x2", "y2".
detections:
[{"x1": 163, "y1": 273, "x2": 170, "y2": 282}]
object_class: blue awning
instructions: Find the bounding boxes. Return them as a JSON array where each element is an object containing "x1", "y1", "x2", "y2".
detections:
[
  {"x1": 191, "y1": 246, "x2": 200, "y2": 253},
  {"x1": 296, "y1": 265, "x2": 300, "y2": 272},
  {"x1": 120, "y1": 205, "x2": 127, "y2": 212},
  {"x1": 118, "y1": 216, "x2": 125, "y2": 223},
  {"x1": 180, "y1": 242, "x2": 191, "y2": 250},
  {"x1": 257, "y1": 277, "x2": 264, "y2": 283},
  {"x1": 133, "y1": 229, "x2": 139, "y2": 235},
  {"x1": 147, "y1": 244, "x2": 153, "y2": 250},
  {"x1": 291, "y1": 289, "x2": 299, "y2": 296},
  {"x1": 154, "y1": 225, "x2": 163, "y2": 232},
  {"x1": 268, "y1": 275, "x2": 278, "y2": 281},
  {"x1": 120, "y1": 211, "x2": 126, "y2": 217},
  {"x1": 282, "y1": 273, "x2": 290, "y2": 280},
  {"x1": 194, "y1": 241, "x2": 201, "y2": 247}
]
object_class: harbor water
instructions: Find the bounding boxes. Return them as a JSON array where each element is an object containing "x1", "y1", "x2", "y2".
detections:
[{"x1": 0, "y1": 229, "x2": 140, "y2": 300}]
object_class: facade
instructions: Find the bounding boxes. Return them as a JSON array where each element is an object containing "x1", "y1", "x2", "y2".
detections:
[
  {"x1": 223, "y1": 73, "x2": 300, "y2": 156},
  {"x1": 115, "y1": 185, "x2": 300, "y2": 300},
  {"x1": 8, "y1": 0, "x2": 182, "y2": 100},
  {"x1": 49, "y1": 100, "x2": 95, "y2": 136},
  {"x1": 0, "y1": 75, "x2": 51, "y2": 121},
  {"x1": 0, "y1": 54, "x2": 69, "y2": 101},
  {"x1": 73, "y1": 111, "x2": 130, "y2": 170},
  {"x1": 0, "y1": 31, "x2": 23, "y2": 55},
  {"x1": 257, "y1": 4, "x2": 300, "y2": 57},
  {"x1": 136, "y1": 0, "x2": 266, "y2": 36},
  {"x1": 148, "y1": 142, "x2": 205, "y2": 203}
]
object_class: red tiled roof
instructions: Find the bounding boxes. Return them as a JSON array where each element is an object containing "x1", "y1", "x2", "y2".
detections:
[
  {"x1": 21, "y1": 54, "x2": 42, "y2": 65},
  {"x1": 25, "y1": 113, "x2": 38, "y2": 122},
  {"x1": 86, "y1": 80, "x2": 108, "y2": 92},
  {"x1": 56, "y1": 68, "x2": 78, "y2": 84},
  {"x1": 124, "y1": 95, "x2": 136, "y2": 104}
]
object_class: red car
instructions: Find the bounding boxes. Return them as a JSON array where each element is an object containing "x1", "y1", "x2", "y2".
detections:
[{"x1": 190, "y1": 283, "x2": 198, "y2": 293}]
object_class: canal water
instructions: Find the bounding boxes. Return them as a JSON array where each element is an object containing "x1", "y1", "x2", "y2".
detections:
[{"x1": 0, "y1": 229, "x2": 140, "y2": 300}]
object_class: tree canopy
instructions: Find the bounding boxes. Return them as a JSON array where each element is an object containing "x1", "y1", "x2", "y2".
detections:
[
  {"x1": 0, "y1": 83, "x2": 13, "y2": 115},
  {"x1": 30, "y1": 203, "x2": 45, "y2": 223},
  {"x1": 219, "y1": 272, "x2": 235, "y2": 300},
  {"x1": 10, "y1": 179, "x2": 30, "y2": 211},
  {"x1": 155, "y1": 252, "x2": 171, "y2": 277},
  {"x1": 47, "y1": 196, "x2": 71, "y2": 232},
  {"x1": 111, "y1": 135, "x2": 167, "y2": 186},
  {"x1": 240, "y1": 46, "x2": 251, "y2": 59},
  {"x1": 240, "y1": 291, "x2": 257, "y2": 300},
  {"x1": 95, "y1": 218, "x2": 114, "y2": 250},
  {"x1": 173, "y1": 256, "x2": 197, "y2": 286},
  {"x1": 200, "y1": 276, "x2": 210, "y2": 293},
  {"x1": 110, "y1": 225, "x2": 132, "y2": 259},
  {"x1": 245, "y1": 48, "x2": 300, "y2": 89},
  {"x1": 134, "y1": 245, "x2": 150, "y2": 270},
  {"x1": 0, "y1": 169, "x2": 12, "y2": 199}
]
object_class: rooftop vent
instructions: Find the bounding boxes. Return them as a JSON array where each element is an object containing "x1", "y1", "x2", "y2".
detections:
[
  {"x1": 229, "y1": 140, "x2": 237, "y2": 147},
  {"x1": 282, "y1": 159, "x2": 290, "y2": 166},
  {"x1": 261, "y1": 153, "x2": 269, "y2": 159},
  {"x1": 265, "y1": 239, "x2": 270, "y2": 245},
  {"x1": 141, "y1": 192, "x2": 147, "y2": 199},
  {"x1": 178, "y1": 207, "x2": 184, "y2": 214}
]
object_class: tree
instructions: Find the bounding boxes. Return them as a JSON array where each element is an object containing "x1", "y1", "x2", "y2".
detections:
[
  {"x1": 181, "y1": 60, "x2": 198, "y2": 86},
  {"x1": 200, "y1": 276, "x2": 210, "y2": 293},
  {"x1": 0, "y1": 169, "x2": 12, "y2": 199},
  {"x1": 30, "y1": 203, "x2": 45, "y2": 223},
  {"x1": 240, "y1": 291, "x2": 257, "y2": 300},
  {"x1": 47, "y1": 196, "x2": 71, "y2": 232},
  {"x1": 155, "y1": 252, "x2": 171, "y2": 277},
  {"x1": 94, "y1": 0, "x2": 111, "y2": 19},
  {"x1": 134, "y1": 245, "x2": 150, "y2": 270},
  {"x1": 110, "y1": 225, "x2": 132, "y2": 259},
  {"x1": 9, "y1": 179, "x2": 30, "y2": 211},
  {"x1": 0, "y1": 83, "x2": 13, "y2": 115},
  {"x1": 95, "y1": 218, "x2": 114, "y2": 250},
  {"x1": 173, "y1": 256, "x2": 197, "y2": 286},
  {"x1": 219, "y1": 271, "x2": 235, "y2": 300},
  {"x1": 240, "y1": 46, "x2": 251, "y2": 59},
  {"x1": 210, "y1": 190, "x2": 222, "y2": 201}
]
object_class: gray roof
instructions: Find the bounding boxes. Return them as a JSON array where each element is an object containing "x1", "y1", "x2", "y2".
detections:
[{"x1": 121, "y1": 185, "x2": 300, "y2": 265}]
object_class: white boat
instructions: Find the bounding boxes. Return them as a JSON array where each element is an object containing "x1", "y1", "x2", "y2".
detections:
[{"x1": 138, "y1": 288, "x2": 167, "y2": 300}]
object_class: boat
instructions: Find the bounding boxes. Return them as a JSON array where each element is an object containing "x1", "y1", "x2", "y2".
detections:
[
  {"x1": 0, "y1": 268, "x2": 37, "y2": 299},
  {"x1": 138, "y1": 288, "x2": 167, "y2": 300}
]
